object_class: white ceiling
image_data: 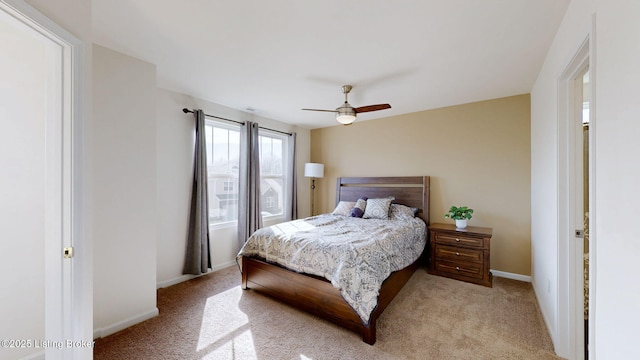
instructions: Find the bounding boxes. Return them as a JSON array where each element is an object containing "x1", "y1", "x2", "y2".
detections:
[{"x1": 92, "y1": 0, "x2": 570, "y2": 129}]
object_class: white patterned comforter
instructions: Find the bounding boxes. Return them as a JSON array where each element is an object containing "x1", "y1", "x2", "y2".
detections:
[{"x1": 237, "y1": 214, "x2": 427, "y2": 324}]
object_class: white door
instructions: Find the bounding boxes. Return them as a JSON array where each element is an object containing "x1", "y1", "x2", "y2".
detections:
[
  {"x1": 0, "y1": 1, "x2": 88, "y2": 359},
  {"x1": 558, "y1": 38, "x2": 593, "y2": 360}
]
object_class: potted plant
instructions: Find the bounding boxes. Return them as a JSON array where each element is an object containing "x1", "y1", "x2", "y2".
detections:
[{"x1": 444, "y1": 206, "x2": 474, "y2": 229}]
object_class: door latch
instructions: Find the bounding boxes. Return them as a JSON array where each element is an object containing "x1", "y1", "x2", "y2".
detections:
[
  {"x1": 63, "y1": 247, "x2": 74, "y2": 259},
  {"x1": 575, "y1": 230, "x2": 585, "y2": 238}
]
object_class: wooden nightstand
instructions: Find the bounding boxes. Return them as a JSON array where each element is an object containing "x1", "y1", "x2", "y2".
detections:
[{"x1": 428, "y1": 223, "x2": 493, "y2": 287}]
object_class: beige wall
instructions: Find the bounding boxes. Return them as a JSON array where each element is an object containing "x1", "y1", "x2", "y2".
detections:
[
  {"x1": 92, "y1": 44, "x2": 158, "y2": 337},
  {"x1": 311, "y1": 94, "x2": 531, "y2": 276}
]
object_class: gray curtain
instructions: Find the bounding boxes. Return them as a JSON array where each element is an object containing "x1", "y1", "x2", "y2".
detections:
[
  {"x1": 237, "y1": 121, "x2": 263, "y2": 250},
  {"x1": 284, "y1": 133, "x2": 297, "y2": 220},
  {"x1": 183, "y1": 109, "x2": 211, "y2": 275}
]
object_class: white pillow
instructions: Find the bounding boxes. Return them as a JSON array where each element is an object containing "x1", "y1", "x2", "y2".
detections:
[
  {"x1": 332, "y1": 201, "x2": 356, "y2": 216},
  {"x1": 363, "y1": 197, "x2": 395, "y2": 220}
]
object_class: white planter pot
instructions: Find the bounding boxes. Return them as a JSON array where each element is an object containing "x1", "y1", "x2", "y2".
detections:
[{"x1": 455, "y1": 219, "x2": 468, "y2": 229}]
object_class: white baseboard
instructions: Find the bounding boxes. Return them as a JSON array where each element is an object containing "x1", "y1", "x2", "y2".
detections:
[
  {"x1": 490, "y1": 269, "x2": 532, "y2": 282},
  {"x1": 156, "y1": 274, "x2": 199, "y2": 289},
  {"x1": 94, "y1": 263, "x2": 238, "y2": 340},
  {"x1": 210, "y1": 260, "x2": 237, "y2": 273},
  {"x1": 93, "y1": 307, "x2": 159, "y2": 339},
  {"x1": 156, "y1": 261, "x2": 237, "y2": 289},
  {"x1": 531, "y1": 279, "x2": 558, "y2": 352}
]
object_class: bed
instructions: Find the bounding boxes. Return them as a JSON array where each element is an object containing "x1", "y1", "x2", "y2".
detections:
[{"x1": 237, "y1": 176, "x2": 430, "y2": 344}]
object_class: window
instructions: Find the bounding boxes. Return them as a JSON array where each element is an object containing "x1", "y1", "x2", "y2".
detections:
[
  {"x1": 259, "y1": 130, "x2": 288, "y2": 218},
  {"x1": 205, "y1": 121, "x2": 289, "y2": 225},
  {"x1": 223, "y1": 181, "x2": 234, "y2": 191},
  {"x1": 265, "y1": 196, "x2": 275, "y2": 209},
  {"x1": 205, "y1": 121, "x2": 240, "y2": 225}
]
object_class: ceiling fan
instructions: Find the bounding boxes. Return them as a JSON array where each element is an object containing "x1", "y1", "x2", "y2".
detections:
[{"x1": 302, "y1": 85, "x2": 391, "y2": 125}]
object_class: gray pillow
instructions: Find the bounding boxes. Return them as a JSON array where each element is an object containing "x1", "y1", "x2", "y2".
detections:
[{"x1": 350, "y1": 197, "x2": 368, "y2": 217}]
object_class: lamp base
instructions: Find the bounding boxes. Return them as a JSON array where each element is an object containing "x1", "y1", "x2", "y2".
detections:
[{"x1": 310, "y1": 178, "x2": 316, "y2": 216}]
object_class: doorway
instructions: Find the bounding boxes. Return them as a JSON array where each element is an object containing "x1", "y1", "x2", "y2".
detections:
[
  {"x1": 558, "y1": 37, "x2": 593, "y2": 360},
  {"x1": 0, "y1": 1, "x2": 87, "y2": 359},
  {"x1": 579, "y1": 69, "x2": 590, "y2": 359}
]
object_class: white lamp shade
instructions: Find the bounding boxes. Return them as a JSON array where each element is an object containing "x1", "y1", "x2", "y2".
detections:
[
  {"x1": 336, "y1": 114, "x2": 356, "y2": 125},
  {"x1": 304, "y1": 163, "x2": 324, "y2": 178}
]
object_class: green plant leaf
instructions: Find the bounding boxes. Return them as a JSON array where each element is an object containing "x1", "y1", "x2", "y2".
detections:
[{"x1": 444, "y1": 205, "x2": 474, "y2": 220}]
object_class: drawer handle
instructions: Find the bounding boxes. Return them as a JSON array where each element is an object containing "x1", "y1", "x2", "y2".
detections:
[
  {"x1": 455, "y1": 238, "x2": 460, "y2": 242},
  {"x1": 456, "y1": 252, "x2": 460, "y2": 256},
  {"x1": 456, "y1": 266, "x2": 460, "y2": 271}
]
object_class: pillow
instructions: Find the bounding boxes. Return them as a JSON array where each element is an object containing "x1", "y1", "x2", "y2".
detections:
[
  {"x1": 363, "y1": 197, "x2": 395, "y2": 220},
  {"x1": 332, "y1": 201, "x2": 356, "y2": 216},
  {"x1": 350, "y1": 197, "x2": 368, "y2": 218},
  {"x1": 389, "y1": 204, "x2": 418, "y2": 221}
]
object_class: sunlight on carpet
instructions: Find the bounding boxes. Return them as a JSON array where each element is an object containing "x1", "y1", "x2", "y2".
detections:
[
  {"x1": 94, "y1": 266, "x2": 559, "y2": 360},
  {"x1": 197, "y1": 286, "x2": 257, "y2": 359}
]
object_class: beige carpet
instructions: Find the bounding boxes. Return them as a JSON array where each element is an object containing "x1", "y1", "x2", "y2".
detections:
[{"x1": 94, "y1": 266, "x2": 560, "y2": 360}]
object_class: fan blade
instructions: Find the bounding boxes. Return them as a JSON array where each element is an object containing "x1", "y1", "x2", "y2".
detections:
[
  {"x1": 354, "y1": 104, "x2": 391, "y2": 113},
  {"x1": 301, "y1": 108, "x2": 338, "y2": 113}
]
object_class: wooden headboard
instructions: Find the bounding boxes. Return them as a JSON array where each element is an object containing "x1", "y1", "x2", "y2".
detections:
[{"x1": 335, "y1": 176, "x2": 430, "y2": 225}]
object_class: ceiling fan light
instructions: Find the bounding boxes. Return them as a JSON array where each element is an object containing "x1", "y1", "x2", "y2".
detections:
[{"x1": 336, "y1": 113, "x2": 356, "y2": 125}]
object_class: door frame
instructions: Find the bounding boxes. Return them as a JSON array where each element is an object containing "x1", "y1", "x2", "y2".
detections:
[
  {"x1": 557, "y1": 32, "x2": 596, "y2": 359},
  {"x1": 0, "y1": 1, "x2": 89, "y2": 359}
]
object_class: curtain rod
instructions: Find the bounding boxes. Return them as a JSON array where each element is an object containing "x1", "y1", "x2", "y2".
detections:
[{"x1": 182, "y1": 108, "x2": 293, "y2": 136}]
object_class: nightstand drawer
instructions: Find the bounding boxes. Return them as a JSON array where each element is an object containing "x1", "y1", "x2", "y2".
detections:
[
  {"x1": 434, "y1": 233, "x2": 483, "y2": 248},
  {"x1": 435, "y1": 244, "x2": 483, "y2": 263},
  {"x1": 434, "y1": 260, "x2": 484, "y2": 279}
]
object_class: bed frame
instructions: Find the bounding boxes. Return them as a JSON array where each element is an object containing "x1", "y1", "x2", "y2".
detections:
[{"x1": 240, "y1": 176, "x2": 430, "y2": 344}]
